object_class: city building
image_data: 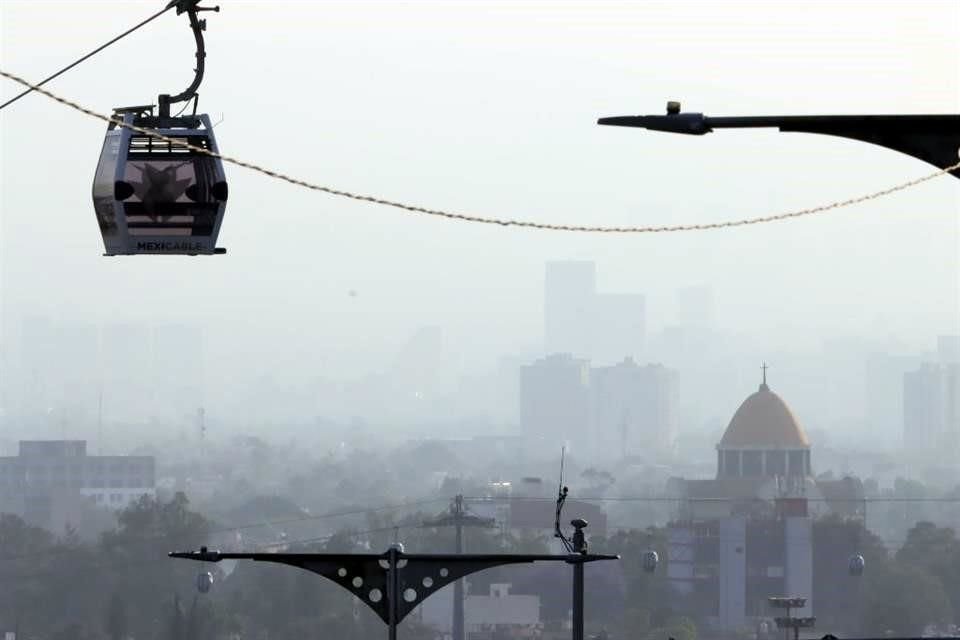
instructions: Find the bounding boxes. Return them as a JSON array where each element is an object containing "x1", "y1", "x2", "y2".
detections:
[
  {"x1": 592, "y1": 293, "x2": 646, "y2": 365},
  {"x1": 0, "y1": 440, "x2": 155, "y2": 533},
  {"x1": 543, "y1": 261, "x2": 646, "y2": 364},
  {"x1": 418, "y1": 582, "x2": 541, "y2": 639},
  {"x1": 520, "y1": 354, "x2": 591, "y2": 455},
  {"x1": 544, "y1": 261, "x2": 596, "y2": 358},
  {"x1": 903, "y1": 338, "x2": 960, "y2": 460},
  {"x1": 865, "y1": 352, "x2": 922, "y2": 450},
  {"x1": 667, "y1": 373, "x2": 816, "y2": 631},
  {"x1": 592, "y1": 358, "x2": 677, "y2": 458}
]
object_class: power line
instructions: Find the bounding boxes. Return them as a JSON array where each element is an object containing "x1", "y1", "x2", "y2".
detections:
[
  {"x1": 462, "y1": 495, "x2": 960, "y2": 504},
  {"x1": 0, "y1": 497, "x2": 445, "y2": 567},
  {"x1": 0, "y1": 523, "x2": 423, "y2": 584},
  {"x1": 207, "y1": 497, "x2": 446, "y2": 535},
  {"x1": 0, "y1": 4, "x2": 175, "y2": 111},
  {"x1": 1, "y1": 68, "x2": 956, "y2": 234}
]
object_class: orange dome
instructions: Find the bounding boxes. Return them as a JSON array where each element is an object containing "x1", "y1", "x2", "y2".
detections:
[{"x1": 719, "y1": 383, "x2": 810, "y2": 449}]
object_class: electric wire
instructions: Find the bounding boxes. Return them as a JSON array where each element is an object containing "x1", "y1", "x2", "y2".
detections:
[
  {"x1": 1, "y1": 68, "x2": 957, "y2": 234},
  {"x1": 462, "y1": 495, "x2": 960, "y2": 504},
  {"x1": 0, "y1": 4, "x2": 176, "y2": 111},
  {"x1": 0, "y1": 523, "x2": 424, "y2": 583},
  {"x1": 0, "y1": 497, "x2": 446, "y2": 567}
]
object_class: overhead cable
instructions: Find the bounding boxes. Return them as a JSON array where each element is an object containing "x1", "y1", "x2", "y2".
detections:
[
  {"x1": 0, "y1": 5, "x2": 175, "y2": 111},
  {"x1": 1, "y1": 68, "x2": 957, "y2": 233}
]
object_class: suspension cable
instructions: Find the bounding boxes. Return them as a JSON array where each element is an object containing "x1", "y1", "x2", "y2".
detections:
[
  {"x1": 0, "y1": 3, "x2": 176, "y2": 111},
  {"x1": 1, "y1": 68, "x2": 957, "y2": 233}
]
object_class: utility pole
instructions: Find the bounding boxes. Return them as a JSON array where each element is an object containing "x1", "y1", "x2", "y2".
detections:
[{"x1": 423, "y1": 495, "x2": 496, "y2": 640}]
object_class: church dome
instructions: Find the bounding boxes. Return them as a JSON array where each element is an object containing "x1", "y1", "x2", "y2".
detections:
[{"x1": 719, "y1": 381, "x2": 810, "y2": 449}]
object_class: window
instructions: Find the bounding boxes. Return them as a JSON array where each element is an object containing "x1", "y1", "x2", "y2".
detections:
[
  {"x1": 742, "y1": 451, "x2": 762, "y2": 475},
  {"x1": 121, "y1": 156, "x2": 222, "y2": 237},
  {"x1": 788, "y1": 450, "x2": 806, "y2": 476},
  {"x1": 723, "y1": 450, "x2": 740, "y2": 477},
  {"x1": 93, "y1": 131, "x2": 121, "y2": 235},
  {"x1": 766, "y1": 451, "x2": 786, "y2": 476}
]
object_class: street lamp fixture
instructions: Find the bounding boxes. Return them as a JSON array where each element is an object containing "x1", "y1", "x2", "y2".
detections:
[{"x1": 598, "y1": 103, "x2": 960, "y2": 179}]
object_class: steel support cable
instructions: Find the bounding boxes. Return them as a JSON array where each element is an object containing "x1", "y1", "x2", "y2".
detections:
[
  {"x1": 1, "y1": 68, "x2": 958, "y2": 233},
  {"x1": 0, "y1": 5, "x2": 176, "y2": 111}
]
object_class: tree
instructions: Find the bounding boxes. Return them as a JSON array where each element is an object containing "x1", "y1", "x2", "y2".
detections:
[
  {"x1": 895, "y1": 522, "x2": 960, "y2": 624},
  {"x1": 105, "y1": 592, "x2": 128, "y2": 640},
  {"x1": 101, "y1": 493, "x2": 212, "y2": 640},
  {"x1": 862, "y1": 562, "x2": 953, "y2": 635}
]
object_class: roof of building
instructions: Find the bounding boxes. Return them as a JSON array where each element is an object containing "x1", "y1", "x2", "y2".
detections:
[{"x1": 718, "y1": 381, "x2": 810, "y2": 449}]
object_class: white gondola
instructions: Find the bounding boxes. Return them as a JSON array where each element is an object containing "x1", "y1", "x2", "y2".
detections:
[
  {"x1": 93, "y1": 109, "x2": 227, "y2": 255},
  {"x1": 91, "y1": 0, "x2": 227, "y2": 256}
]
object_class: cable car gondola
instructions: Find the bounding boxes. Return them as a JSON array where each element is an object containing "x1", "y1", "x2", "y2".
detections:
[{"x1": 92, "y1": 0, "x2": 227, "y2": 256}]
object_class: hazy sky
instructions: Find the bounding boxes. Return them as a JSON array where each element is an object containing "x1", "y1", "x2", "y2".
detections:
[{"x1": 2, "y1": 1, "x2": 958, "y2": 377}]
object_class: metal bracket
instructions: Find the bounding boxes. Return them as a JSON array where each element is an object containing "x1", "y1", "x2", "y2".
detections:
[{"x1": 171, "y1": 547, "x2": 618, "y2": 625}]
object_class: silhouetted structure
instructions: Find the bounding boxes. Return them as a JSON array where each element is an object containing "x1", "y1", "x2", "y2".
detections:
[{"x1": 598, "y1": 104, "x2": 960, "y2": 179}]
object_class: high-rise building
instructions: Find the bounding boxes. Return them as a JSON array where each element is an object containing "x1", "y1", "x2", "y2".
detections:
[
  {"x1": 543, "y1": 261, "x2": 646, "y2": 364},
  {"x1": 593, "y1": 293, "x2": 646, "y2": 364},
  {"x1": 544, "y1": 261, "x2": 596, "y2": 357},
  {"x1": 903, "y1": 361, "x2": 960, "y2": 459},
  {"x1": 519, "y1": 354, "x2": 591, "y2": 454},
  {"x1": 865, "y1": 352, "x2": 922, "y2": 449},
  {"x1": 592, "y1": 357, "x2": 677, "y2": 458}
]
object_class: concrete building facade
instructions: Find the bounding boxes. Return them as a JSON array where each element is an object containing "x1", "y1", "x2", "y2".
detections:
[{"x1": 0, "y1": 440, "x2": 155, "y2": 532}]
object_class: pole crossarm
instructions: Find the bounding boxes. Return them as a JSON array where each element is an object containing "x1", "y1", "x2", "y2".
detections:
[
  {"x1": 170, "y1": 547, "x2": 617, "y2": 625},
  {"x1": 598, "y1": 109, "x2": 960, "y2": 178}
]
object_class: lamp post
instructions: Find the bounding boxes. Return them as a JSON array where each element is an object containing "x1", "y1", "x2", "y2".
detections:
[{"x1": 598, "y1": 103, "x2": 960, "y2": 179}]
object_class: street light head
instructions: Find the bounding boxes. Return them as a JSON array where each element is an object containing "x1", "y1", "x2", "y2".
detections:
[
  {"x1": 571, "y1": 518, "x2": 589, "y2": 530},
  {"x1": 666, "y1": 101, "x2": 681, "y2": 115}
]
